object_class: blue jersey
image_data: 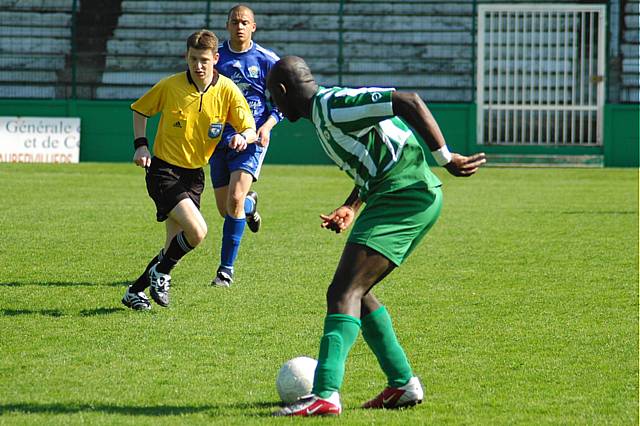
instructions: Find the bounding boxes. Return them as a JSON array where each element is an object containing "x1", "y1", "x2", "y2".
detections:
[{"x1": 215, "y1": 40, "x2": 283, "y2": 144}]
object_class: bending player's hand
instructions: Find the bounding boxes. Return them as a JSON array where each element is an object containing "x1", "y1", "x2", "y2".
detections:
[
  {"x1": 444, "y1": 152, "x2": 487, "y2": 177},
  {"x1": 256, "y1": 126, "x2": 271, "y2": 147},
  {"x1": 320, "y1": 206, "x2": 356, "y2": 234},
  {"x1": 228, "y1": 134, "x2": 248, "y2": 152},
  {"x1": 133, "y1": 146, "x2": 152, "y2": 168}
]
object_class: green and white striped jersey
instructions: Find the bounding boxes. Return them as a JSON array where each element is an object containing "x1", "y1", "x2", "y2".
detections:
[{"x1": 311, "y1": 86, "x2": 441, "y2": 201}]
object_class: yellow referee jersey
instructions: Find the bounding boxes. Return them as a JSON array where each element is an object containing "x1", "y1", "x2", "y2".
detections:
[{"x1": 131, "y1": 71, "x2": 255, "y2": 169}]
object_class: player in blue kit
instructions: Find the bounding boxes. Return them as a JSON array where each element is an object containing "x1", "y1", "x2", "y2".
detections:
[{"x1": 209, "y1": 4, "x2": 283, "y2": 288}]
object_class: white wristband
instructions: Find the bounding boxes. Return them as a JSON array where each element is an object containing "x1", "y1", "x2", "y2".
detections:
[{"x1": 432, "y1": 145, "x2": 453, "y2": 166}]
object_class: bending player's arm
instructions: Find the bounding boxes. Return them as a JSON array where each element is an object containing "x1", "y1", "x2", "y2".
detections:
[
  {"x1": 257, "y1": 97, "x2": 284, "y2": 147},
  {"x1": 132, "y1": 111, "x2": 151, "y2": 168},
  {"x1": 228, "y1": 126, "x2": 257, "y2": 152},
  {"x1": 320, "y1": 186, "x2": 362, "y2": 234},
  {"x1": 391, "y1": 91, "x2": 486, "y2": 177},
  {"x1": 256, "y1": 115, "x2": 277, "y2": 147},
  {"x1": 227, "y1": 91, "x2": 258, "y2": 151}
]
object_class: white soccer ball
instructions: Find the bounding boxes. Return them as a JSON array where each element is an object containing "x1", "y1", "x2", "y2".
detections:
[{"x1": 276, "y1": 356, "x2": 317, "y2": 403}]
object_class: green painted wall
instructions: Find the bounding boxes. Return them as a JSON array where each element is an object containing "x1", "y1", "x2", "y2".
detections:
[
  {"x1": 0, "y1": 99, "x2": 637, "y2": 167},
  {"x1": 270, "y1": 103, "x2": 476, "y2": 167},
  {"x1": 604, "y1": 104, "x2": 640, "y2": 167}
]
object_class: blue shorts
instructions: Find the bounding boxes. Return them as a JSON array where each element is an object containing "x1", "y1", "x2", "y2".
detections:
[{"x1": 209, "y1": 142, "x2": 267, "y2": 188}]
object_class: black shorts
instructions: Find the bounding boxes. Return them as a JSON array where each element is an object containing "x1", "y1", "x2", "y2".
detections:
[{"x1": 145, "y1": 156, "x2": 205, "y2": 222}]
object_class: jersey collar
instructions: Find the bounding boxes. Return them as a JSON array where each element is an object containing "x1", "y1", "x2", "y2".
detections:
[
  {"x1": 227, "y1": 40, "x2": 254, "y2": 54},
  {"x1": 186, "y1": 69, "x2": 219, "y2": 93}
]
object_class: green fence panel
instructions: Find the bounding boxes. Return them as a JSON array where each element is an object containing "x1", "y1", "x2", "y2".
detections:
[
  {"x1": 604, "y1": 104, "x2": 640, "y2": 167},
  {"x1": 0, "y1": 100, "x2": 636, "y2": 167}
]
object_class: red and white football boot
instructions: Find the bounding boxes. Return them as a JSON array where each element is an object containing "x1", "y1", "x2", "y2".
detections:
[
  {"x1": 362, "y1": 376, "x2": 424, "y2": 409},
  {"x1": 273, "y1": 392, "x2": 342, "y2": 417}
]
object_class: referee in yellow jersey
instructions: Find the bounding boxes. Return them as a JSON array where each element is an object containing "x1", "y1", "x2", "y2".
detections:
[{"x1": 122, "y1": 30, "x2": 256, "y2": 310}]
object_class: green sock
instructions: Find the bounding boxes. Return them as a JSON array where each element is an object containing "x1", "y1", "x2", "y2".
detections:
[
  {"x1": 361, "y1": 306, "x2": 413, "y2": 387},
  {"x1": 312, "y1": 314, "x2": 361, "y2": 398}
]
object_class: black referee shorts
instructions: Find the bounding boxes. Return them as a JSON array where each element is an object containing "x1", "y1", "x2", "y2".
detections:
[{"x1": 145, "y1": 156, "x2": 205, "y2": 222}]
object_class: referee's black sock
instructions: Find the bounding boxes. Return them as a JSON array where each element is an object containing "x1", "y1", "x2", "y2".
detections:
[
  {"x1": 156, "y1": 232, "x2": 194, "y2": 274},
  {"x1": 129, "y1": 249, "x2": 164, "y2": 293}
]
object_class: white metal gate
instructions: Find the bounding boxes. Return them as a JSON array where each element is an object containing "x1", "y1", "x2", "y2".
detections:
[{"x1": 476, "y1": 4, "x2": 606, "y2": 146}]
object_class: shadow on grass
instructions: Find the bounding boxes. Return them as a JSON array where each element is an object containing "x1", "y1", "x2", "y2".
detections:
[
  {"x1": 561, "y1": 210, "x2": 637, "y2": 215},
  {"x1": 1, "y1": 309, "x2": 64, "y2": 317},
  {"x1": 0, "y1": 401, "x2": 278, "y2": 416},
  {"x1": 79, "y1": 307, "x2": 124, "y2": 316},
  {"x1": 0, "y1": 281, "x2": 130, "y2": 287},
  {"x1": 1, "y1": 307, "x2": 126, "y2": 317}
]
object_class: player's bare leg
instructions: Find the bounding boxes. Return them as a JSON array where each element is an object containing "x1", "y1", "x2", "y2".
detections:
[
  {"x1": 214, "y1": 169, "x2": 256, "y2": 219},
  {"x1": 124, "y1": 199, "x2": 206, "y2": 309},
  {"x1": 213, "y1": 170, "x2": 256, "y2": 287},
  {"x1": 327, "y1": 243, "x2": 395, "y2": 316},
  {"x1": 228, "y1": 169, "x2": 260, "y2": 231},
  {"x1": 214, "y1": 185, "x2": 228, "y2": 218},
  {"x1": 149, "y1": 199, "x2": 206, "y2": 306},
  {"x1": 276, "y1": 243, "x2": 395, "y2": 416},
  {"x1": 166, "y1": 198, "x2": 207, "y2": 248},
  {"x1": 226, "y1": 170, "x2": 253, "y2": 216}
]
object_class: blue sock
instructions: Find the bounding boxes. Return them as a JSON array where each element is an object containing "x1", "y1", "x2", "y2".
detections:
[
  {"x1": 220, "y1": 215, "x2": 245, "y2": 271},
  {"x1": 244, "y1": 196, "x2": 255, "y2": 216}
]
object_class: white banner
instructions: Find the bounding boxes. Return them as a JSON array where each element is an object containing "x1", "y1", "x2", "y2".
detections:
[{"x1": 0, "y1": 116, "x2": 81, "y2": 163}]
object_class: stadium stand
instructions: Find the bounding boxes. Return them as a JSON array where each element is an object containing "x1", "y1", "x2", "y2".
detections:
[
  {"x1": 0, "y1": 0, "x2": 74, "y2": 98},
  {"x1": 97, "y1": 0, "x2": 212, "y2": 99},
  {"x1": 97, "y1": 1, "x2": 475, "y2": 101},
  {"x1": 0, "y1": 0, "x2": 636, "y2": 106},
  {"x1": 71, "y1": 0, "x2": 121, "y2": 98},
  {"x1": 621, "y1": 0, "x2": 640, "y2": 102}
]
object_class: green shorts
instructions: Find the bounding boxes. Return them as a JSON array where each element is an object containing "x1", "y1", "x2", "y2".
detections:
[{"x1": 348, "y1": 183, "x2": 443, "y2": 266}]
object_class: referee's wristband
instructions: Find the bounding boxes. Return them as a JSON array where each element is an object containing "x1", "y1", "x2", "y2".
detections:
[
  {"x1": 432, "y1": 145, "x2": 453, "y2": 166},
  {"x1": 133, "y1": 137, "x2": 148, "y2": 150}
]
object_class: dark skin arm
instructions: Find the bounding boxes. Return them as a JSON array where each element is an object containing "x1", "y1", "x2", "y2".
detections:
[
  {"x1": 392, "y1": 91, "x2": 486, "y2": 176},
  {"x1": 320, "y1": 186, "x2": 362, "y2": 233},
  {"x1": 321, "y1": 92, "x2": 487, "y2": 234}
]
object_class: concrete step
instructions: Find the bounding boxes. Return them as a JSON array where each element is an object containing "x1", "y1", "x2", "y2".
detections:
[{"x1": 486, "y1": 154, "x2": 604, "y2": 167}]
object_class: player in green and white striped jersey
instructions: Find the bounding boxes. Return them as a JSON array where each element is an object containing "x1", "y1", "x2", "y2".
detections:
[{"x1": 267, "y1": 56, "x2": 486, "y2": 417}]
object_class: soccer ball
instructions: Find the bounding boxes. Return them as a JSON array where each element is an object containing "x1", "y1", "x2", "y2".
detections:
[{"x1": 276, "y1": 356, "x2": 317, "y2": 404}]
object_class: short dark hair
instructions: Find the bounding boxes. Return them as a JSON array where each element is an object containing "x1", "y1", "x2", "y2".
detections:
[
  {"x1": 186, "y1": 30, "x2": 218, "y2": 53},
  {"x1": 227, "y1": 4, "x2": 255, "y2": 22}
]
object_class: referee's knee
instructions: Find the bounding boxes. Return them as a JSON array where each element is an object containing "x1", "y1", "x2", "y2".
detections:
[{"x1": 185, "y1": 223, "x2": 207, "y2": 247}]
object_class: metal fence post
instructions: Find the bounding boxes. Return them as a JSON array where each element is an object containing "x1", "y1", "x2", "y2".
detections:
[
  {"x1": 472, "y1": 0, "x2": 477, "y2": 103},
  {"x1": 205, "y1": 0, "x2": 211, "y2": 28},
  {"x1": 70, "y1": 0, "x2": 78, "y2": 99},
  {"x1": 338, "y1": 0, "x2": 344, "y2": 86}
]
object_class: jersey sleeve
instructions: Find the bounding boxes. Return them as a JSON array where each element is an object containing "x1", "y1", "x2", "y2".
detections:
[
  {"x1": 327, "y1": 87, "x2": 395, "y2": 129},
  {"x1": 226, "y1": 81, "x2": 256, "y2": 134},
  {"x1": 130, "y1": 79, "x2": 166, "y2": 117}
]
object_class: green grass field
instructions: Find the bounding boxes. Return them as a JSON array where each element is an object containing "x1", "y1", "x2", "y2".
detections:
[{"x1": 0, "y1": 163, "x2": 637, "y2": 425}]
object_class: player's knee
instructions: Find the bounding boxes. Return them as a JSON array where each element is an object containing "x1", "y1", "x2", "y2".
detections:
[
  {"x1": 228, "y1": 191, "x2": 245, "y2": 209},
  {"x1": 185, "y1": 223, "x2": 207, "y2": 247},
  {"x1": 326, "y1": 281, "x2": 365, "y2": 309},
  {"x1": 215, "y1": 199, "x2": 226, "y2": 217},
  {"x1": 196, "y1": 223, "x2": 208, "y2": 243},
  {"x1": 226, "y1": 192, "x2": 247, "y2": 217}
]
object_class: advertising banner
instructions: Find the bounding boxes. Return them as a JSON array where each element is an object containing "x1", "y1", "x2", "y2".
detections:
[{"x1": 0, "y1": 116, "x2": 81, "y2": 163}]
